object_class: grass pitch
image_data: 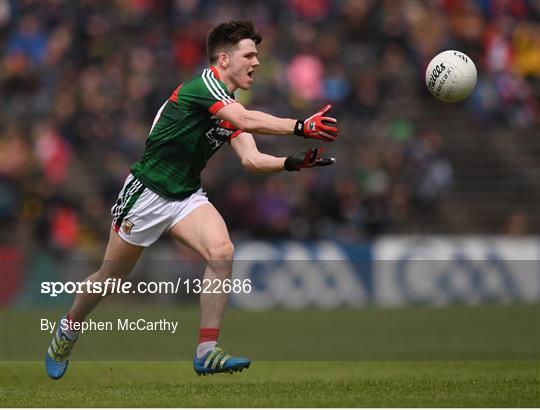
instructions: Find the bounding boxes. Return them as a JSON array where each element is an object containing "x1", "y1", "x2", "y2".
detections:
[
  {"x1": 1, "y1": 361, "x2": 538, "y2": 407},
  {"x1": 1, "y1": 304, "x2": 539, "y2": 407}
]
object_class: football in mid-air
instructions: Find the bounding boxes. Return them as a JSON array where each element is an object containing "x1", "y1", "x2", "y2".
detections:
[{"x1": 425, "y1": 50, "x2": 477, "y2": 102}]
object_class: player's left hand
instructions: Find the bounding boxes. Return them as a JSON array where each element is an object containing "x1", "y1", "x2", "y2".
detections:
[
  {"x1": 294, "y1": 104, "x2": 338, "y2": 142},
  {"x1": 284, "y1": 147, "x2": 335, "y2": 171}
]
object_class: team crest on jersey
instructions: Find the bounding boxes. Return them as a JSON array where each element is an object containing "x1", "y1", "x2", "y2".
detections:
[{"x1": 122, "y1": 219, "x2": 134, "y2": 235}]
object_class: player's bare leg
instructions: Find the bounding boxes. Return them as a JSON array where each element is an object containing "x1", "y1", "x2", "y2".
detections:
[
  {"x1": 169, "y1": 203, "x2": 233, "y2": 329},
  {"x1": 169, "y1": 203, "x2": 250, "y2": 375},
  {"x1": 45, "y1": 228, "x2": 144, "y2": 379},
  {"x1": 69, "y1": 227, "x2": 144, "y2": 323}
]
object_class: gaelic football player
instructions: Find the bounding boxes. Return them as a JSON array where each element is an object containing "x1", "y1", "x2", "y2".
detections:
[{"x1": 46, "y1": 19, "x2": 338, "y2": 378}]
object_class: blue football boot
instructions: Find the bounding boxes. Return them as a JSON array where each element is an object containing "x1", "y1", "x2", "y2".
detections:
[
  {"x1": 45, "y1": 317, "x2": 77, "y2": 379},
  {"x1": 193, "y1": 346, "x2": 250, "y2": 376}
]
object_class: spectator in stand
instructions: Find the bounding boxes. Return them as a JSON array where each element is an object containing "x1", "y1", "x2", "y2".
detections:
[{"x1": 1, "y1": 0, "x2": 538, "y2": 251}]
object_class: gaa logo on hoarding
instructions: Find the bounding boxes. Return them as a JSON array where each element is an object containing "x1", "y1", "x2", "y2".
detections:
[
  {"x1": 393, "y1": 253, "x2": 521, "y2": 304},
  {"x1": 372, "y1": 237, "x2": 540, "y2": 306},
  {"x1": 231, "y1": 242, "x2": 370, "y2": 309}
]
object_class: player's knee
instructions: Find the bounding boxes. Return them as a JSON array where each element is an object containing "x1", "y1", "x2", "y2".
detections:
[{"x1": 206, "y1": 240, "x2": 234, "y2": 261}]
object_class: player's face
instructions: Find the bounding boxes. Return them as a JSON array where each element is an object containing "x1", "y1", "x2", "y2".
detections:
[{"x1": 227, "y1": 39, "x2": 259, "y2": 90}]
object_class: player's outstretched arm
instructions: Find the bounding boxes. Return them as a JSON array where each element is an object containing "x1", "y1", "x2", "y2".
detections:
[
  {"x1": 218, "y1": 103, "x2": 338, "y2": 142},
  {"x1": 230, "y1": 132, "x2": 335, "y2": 174},
  {"x1": 230, "y1": 132, "x2": 286, "y2": 173}
]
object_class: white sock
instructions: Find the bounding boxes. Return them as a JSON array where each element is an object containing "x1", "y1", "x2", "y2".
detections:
[
  {"x1": 61, "y1": 327, "x2": 79, "y2": 341},
  {"x1": 196, "y1": 341, "x2": 217, "y2": 359}
]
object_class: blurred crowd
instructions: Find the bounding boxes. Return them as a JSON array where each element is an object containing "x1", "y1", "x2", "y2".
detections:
[{"x1": 1, "y1": 0, "x2": 539, "y2": 255}]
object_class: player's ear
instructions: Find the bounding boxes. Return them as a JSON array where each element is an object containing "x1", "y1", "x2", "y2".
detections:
[{"x1": 218, "y1": 52, "x2": 229, "y2": 69}]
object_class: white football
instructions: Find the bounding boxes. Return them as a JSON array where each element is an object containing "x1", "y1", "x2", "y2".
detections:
[{"x1": 425, "y1": 50, "x2": 477, "y2": 102}]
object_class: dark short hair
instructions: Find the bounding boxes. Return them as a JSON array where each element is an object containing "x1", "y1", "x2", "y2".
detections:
[{"x1": 206, "y1": 19, "x2": 262, "y2": 64}]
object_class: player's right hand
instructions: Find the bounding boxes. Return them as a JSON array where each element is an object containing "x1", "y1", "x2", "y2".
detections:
[
  {"x1": 294, "y1": 104, "x2": 338, "y2": 142},
  {"x1": 284, "y1": 147, "x2": 336, "y2": 171}
]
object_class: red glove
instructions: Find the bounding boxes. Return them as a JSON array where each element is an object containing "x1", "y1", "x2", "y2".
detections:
[
  {"x1": 284, "y1": 147, "x2": 336, "y2": 171},
  {"x1": 294, "y1": 104, "x2": 338, "y2": 142}
]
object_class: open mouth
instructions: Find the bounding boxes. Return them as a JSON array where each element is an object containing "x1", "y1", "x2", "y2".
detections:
[{"x1": 247, "y1": 71, "x2": 254, "y2": 79}]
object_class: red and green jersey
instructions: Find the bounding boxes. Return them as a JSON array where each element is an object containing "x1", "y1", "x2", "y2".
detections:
[{"x1": 131, "y1": 66, "x2": 242, "y2": 199}]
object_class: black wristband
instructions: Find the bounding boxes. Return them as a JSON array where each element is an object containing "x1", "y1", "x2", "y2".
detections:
[
  {"x1": 284, "y1": 156, "x2": 299, "y2": 172},
  {"x1": 293, "y1": 120, "x2": 305, "y2": 137}
]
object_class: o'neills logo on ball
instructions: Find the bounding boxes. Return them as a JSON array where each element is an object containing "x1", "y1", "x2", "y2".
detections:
[
  {"x1": 428, "y1": 63, "x2": 446, "y2": 91},
  {"x1": 453, "y1": 51, "x2": 468, "y2": 63}
]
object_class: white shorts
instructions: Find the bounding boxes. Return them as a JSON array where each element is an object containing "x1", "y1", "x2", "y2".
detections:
[{"x1": 111, "y1": 174, "x2": 209, "y2": 247}]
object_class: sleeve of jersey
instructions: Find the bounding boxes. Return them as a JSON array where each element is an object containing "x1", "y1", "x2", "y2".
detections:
[
  {"x1": 219, "y1": 120, "x2": 243, "y2": 141},
  {"x1": 186, "y1": 75, "x2": 237, "y2": 115}
]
